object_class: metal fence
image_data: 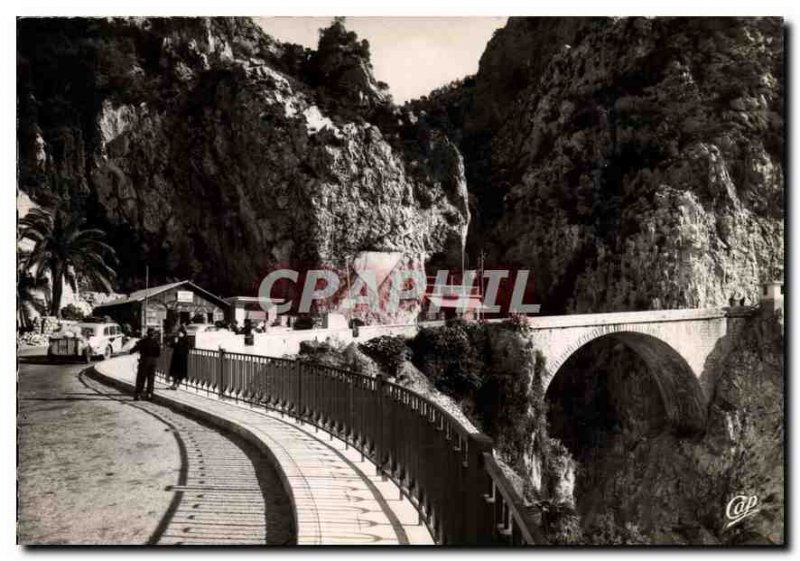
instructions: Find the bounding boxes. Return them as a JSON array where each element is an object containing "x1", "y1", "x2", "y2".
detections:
[{"x1": 155, "y1": 347, "x2": 545, "y2": 545}]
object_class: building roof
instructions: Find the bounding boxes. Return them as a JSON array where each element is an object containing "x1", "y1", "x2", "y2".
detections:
[
  {"x1": 95, "y1": 280, "x2": 229, "y2": 309},
  {"x1": 225, "y1": 296, "x2": 285, "y2": 305}
]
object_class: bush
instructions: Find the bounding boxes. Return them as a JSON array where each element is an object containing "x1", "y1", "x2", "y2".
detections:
[
  {"x1": 60, "y1": 304, "x2": 86, "y2": 321},
  {"x1": 499, "y1": 313, "x2": 532, "y2": 334},
  {"x1": 409, "y1": 321, "x2": 485, "y2": 397},
  {"x1": 296, "y1": 340, "x2": 376, "y2": 376},
  {"x1": 358, "y1": 336, "x2": 409, "y2": 377},
  {"x1": 17, "y1": 332, "x2": 49, "y2": 347},
  {"x1": 583, "y1": 513, "x2": 647, "y2": 545},
  {"x1": 541, "y1": 502, "x2": 584, "y2": 545},
  {"x1": 298, "y1": 339, "x2": 337, "y2": 358},
  {"x1": 293, "y1": 316, "x2": 318, "y2": 330}
]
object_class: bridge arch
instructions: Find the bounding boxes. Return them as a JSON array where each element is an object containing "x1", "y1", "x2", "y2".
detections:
[{"x1": 542, "y1": 329, "x2": 707, "y2": 434}]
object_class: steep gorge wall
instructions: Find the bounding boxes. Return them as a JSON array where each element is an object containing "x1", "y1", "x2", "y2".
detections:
[
  {"x1": 400, "y1": 16, "x2": 785, "y2": 544},
  {"x1": 17, "y1": 17, "x2": 469, "y2": 301},
  {"x1": 413, "y1": 17, "x2": 784, "y2": 313}
]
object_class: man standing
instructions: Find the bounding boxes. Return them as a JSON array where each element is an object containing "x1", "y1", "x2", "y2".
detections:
[{"x1": 130, "y1": 328, "x2": 161, "y2": 401}]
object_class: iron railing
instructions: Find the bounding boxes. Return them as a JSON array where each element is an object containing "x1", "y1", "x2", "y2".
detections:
[{"x1": 155, "y1": 347, "x2": 544, "y2": 545}]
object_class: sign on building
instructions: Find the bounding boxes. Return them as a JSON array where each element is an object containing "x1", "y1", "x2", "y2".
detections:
[{"x1": 176, "y1": 290, "x2": 194, "y2": 303}]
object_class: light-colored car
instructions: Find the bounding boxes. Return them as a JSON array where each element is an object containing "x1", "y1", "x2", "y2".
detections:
[{"x1": 48, "y1": 321, "x2": 126, "y2": 362}]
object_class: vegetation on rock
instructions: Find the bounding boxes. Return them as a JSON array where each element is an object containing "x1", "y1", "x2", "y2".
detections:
[
  {"x1": 17, "y1": 17, "x2": 469, "y2": 300},
  {"x1": 357, "y1": 335, "x2": 409, "y2": 378},
  {"x1": 59, "y1": 303, "x2": 87, "y2": 321},
  {"x1": 18, "y1": 205, "x2": 117, "y2": 317},
  {"x1": 410, "y1": 17, "x2": 784, "y2": 313}
]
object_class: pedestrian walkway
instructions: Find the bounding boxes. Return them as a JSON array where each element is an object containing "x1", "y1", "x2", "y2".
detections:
[
  {"x1": 92, "y1": 356, "x2": 434, "y2": 545},
  {"x1": 78, "y1": 373, "x2": 294, "y2": 545},
  {"x1": 18, "y1": 358, "x2": 292, "y2": 545}
]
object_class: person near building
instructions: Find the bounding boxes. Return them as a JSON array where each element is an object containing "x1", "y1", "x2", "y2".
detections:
[
  {"x1": 168, "y1": 326, "x2": 190, "y2": 390},
  {"x1": 130, "y1": 328, "x2": 161, "y2": 401}
]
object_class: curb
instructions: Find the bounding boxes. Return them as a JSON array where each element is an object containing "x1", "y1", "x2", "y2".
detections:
[{"x1": 88, "y1": 364, "x2": 303, "y2": 545}]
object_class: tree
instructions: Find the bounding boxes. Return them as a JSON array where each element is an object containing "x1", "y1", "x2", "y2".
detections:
[
  {"x1": 16, "y1": 267, "x2": 49, "y2": 331},
  {"x1": 19, "y1": 206, "x2": 118, "y2": 317},
  {"x1": 60, "y1": 303, "x2": 86, "y2": 321}
]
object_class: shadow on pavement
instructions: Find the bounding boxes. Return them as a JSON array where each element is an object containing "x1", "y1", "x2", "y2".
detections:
[
  {"x1": 18, "y1": 355, "x2": 126, "y2": 365},
  {"x1": 77, "y1": 369, "x2": 296, "y2": 545}
]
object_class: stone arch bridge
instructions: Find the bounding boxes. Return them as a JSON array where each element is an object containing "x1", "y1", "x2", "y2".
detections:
[{"x1": 521, "y1": 308, "x2": 755, "y2": 433}]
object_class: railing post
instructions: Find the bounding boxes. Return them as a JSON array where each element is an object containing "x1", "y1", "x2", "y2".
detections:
[
  {"x1": 296, "y1": 360, "x2": 303, "y2": 424},
  {"x1": 348, "y1": 376, "x2": 354, "y2": 449},
  {"x1": 465, "y1": 433, "x2": 494, "y2": 545},
  {"x1": 218, "y1": 348, "x2": 227, "y2": 398},
  {"x1": 375, "y1": 373, "x2": 385, "y2": 476}
]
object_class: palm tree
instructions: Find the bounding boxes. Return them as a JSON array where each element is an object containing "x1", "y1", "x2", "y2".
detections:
[
  {"x1": 16, "y1": 267, "x2": 49, "y2": 332},
  {"x1": 19, "y1": 206, "x2": 118, "y2": 317}
]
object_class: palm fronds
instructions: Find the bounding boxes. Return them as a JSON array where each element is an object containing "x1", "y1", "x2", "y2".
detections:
[{"x1": 18, "y1": 205, "x2": 118, "y2": 317}]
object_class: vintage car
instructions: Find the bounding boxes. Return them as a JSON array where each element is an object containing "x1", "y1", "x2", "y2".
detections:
[{"x1": 47, "y1": 321, "x2": 126, "y2": 362}]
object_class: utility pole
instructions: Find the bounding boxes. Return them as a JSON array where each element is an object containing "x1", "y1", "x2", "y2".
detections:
[
  {"x1": 477, "y1": 250, "x2": 486, "y2": 321},
  {"x1": 144, "y1": 265, "x2": 149, "y2": 337},
  {"x1": 345, "y1": 254, "x2": 354, "y2": 332}
]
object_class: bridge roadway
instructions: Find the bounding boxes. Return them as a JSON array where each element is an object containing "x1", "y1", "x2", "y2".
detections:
[{"x1": 91, "y1": 355, "x2": 434, "y2": 545}]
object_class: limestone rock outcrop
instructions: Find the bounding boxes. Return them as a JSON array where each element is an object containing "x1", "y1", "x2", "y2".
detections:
[
  {"x1": 493, "y1": 17, "x2": 783, "y2": 312},
  {"x1": 414, "y1": 17, "x2": 784, "y2": 313},
  {"x1": 17, "y1": 17, "x2": 469, "y2": 303}
]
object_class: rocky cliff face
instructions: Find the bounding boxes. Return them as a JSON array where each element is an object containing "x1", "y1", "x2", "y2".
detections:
[
  {"x1": 17, "y1": 17, "x2": 469, "y2": 300},
  {"x1": 400, "y1": 16, "x2": 784, "y2": 544},
  {"x1": 415, "y1": 17, "x2": 783, "y2": 313}
]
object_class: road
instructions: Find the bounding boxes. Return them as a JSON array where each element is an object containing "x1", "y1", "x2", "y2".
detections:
[{"x1": 17, "y1": 357, "x2": 295, "y2": 545}]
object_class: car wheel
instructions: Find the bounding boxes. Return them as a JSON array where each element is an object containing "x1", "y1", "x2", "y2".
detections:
[{"x1": 104, "y1": 346, "x2": 113, "y2": 360}]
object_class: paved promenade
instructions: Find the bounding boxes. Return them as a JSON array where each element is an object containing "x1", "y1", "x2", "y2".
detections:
[
  {"x1": 18, "y1": 358, "x2": 292, "y2": 545},
  {"x1": 93, "y1": 356, "x2": 434, "y2": 545}
]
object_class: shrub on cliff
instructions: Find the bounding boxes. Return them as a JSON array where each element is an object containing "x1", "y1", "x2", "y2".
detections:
[
  {"x1": 358, "y1": 335, "x2": 409, "y2": 378},
  {"x1": 541, "y1": 502, "x2": 583, "y2": 545},
  {"x1": 59, "y1": 304, "x2": 86, "y2": 321},
  {"x1": 304, "y1": 17, "x2": 388, "y2": 122},
  {"x1": 409, "y1": 320, "x2": 485, "y2": 397},
  {"x1": 498, "y1": 313, "x2": 532, "y2": 334},
  {"x1": 297, "y1": 339, "x2": 339, "y2": 362},
  {"x1": 583, "y1": 513, "x2": 647, "y2": 545},
  {"x1": 297, "y1": 340, "x2": 380, "y2": 378}
]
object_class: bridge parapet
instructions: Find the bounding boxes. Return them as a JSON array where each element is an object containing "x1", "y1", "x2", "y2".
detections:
[{"x1": 524, "y1": 308, "x2": 729, "y2": 330}]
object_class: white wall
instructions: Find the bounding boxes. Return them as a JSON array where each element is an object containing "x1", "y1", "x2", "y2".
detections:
[{"x1": 195, "y1": 323, "x2": 420, "y2": 357}]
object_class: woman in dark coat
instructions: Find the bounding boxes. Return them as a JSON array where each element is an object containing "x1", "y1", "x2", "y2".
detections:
[{"x1": 168, "y1": 327, "x2": 190, "y2": 390}]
